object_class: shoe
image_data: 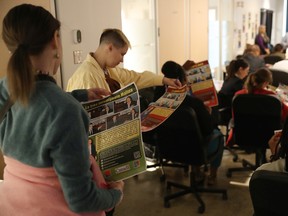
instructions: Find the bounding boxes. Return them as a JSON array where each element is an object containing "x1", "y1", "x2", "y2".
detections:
[{"x1": 207, "y1": 175, "x2": 217, "y2": 186}]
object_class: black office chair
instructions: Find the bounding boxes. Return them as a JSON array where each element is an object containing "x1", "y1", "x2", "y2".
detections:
[
  {"x1": 226, "y1": 94, "x2": 282, "y2": 177},
  {"x1": 270, "y1": 68, "x2": 288, "y2": 87},
  {"x1": 249, "y1": 170, "x2": 288, "y2": 216},
  {"x1": 140, "y1": 87, "x2": 188, "y2": 181},
  {"x1": 215, "y1": 92, "x2": 233, "y2": 139},
  {"x1": 263, "y1": 55, "x2": 283, "y2": 65},
  {"x1": 213, "y1": 92, "x2": 238, "y2": 161},
  {"x1": 154, "y1": 104, "x2": 227, "y2": 214}
]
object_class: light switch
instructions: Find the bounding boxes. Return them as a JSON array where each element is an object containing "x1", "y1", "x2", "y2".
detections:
[{"x1": 73, "y1": 50, "x2": 82, "y2": 64}]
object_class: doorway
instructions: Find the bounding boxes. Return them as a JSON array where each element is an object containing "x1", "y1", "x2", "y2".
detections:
[{"x1": 121, "y1": 0, "x2": 158, "y2": 74}]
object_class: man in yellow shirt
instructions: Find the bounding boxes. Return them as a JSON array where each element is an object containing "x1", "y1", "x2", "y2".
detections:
[{"x1": 66, "y1": 28, "x2": 181, "y2": 93}]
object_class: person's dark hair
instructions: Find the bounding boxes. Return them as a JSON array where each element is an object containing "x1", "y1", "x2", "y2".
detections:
[
  {"x1": 226, "y1": 58, "x2": 249, "y2": 79},
  {"x1": 273, "y1": 43, "x2": 284, "y2": 53},
  {"x1": 161, "y1": 61, "x2": 187, "y2": 84},
  {"x1": 100, "y1": 28, "x2": 131, "y2": 49},
  {"x1": 2, "y1": 4, "x2": 60, "y2": 105},
  {"x1": 244, "y1": 68, "x2": 272, "y2": 94}
]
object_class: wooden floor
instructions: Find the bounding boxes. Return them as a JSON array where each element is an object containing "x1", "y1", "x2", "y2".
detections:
[{"x1": 114, "y1": 149, "x2": 256, "y2": 216}]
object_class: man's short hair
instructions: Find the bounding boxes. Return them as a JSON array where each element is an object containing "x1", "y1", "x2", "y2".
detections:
[{"x1": 100, "y1": 28, "x2": 131, "y2": 49}]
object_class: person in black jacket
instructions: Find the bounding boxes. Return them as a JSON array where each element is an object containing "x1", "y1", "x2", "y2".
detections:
[
  {"x1": 154, "y1": 60, "x2": 224, "y2": 185},
  {"x1": 219, "y1": 58, "x2": 249, "y2": 97}
]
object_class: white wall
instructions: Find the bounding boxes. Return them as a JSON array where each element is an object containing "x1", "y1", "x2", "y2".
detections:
[
  {"x1": 55, "y1": 0, "x2": 122, "y2": 89},
  {"x1": 207, "y1": 0, "x2": 285, "y2": 80},
  {"x1": 233, "y1": 0, "x2": 284, "y2": 56}
]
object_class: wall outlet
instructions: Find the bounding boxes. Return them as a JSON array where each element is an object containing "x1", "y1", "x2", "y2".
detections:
[{"x1": 73, "y1": 50, "x2": 82, "y2": 64}]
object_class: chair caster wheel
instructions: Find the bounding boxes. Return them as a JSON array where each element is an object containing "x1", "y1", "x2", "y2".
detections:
[
  {"x1": 198, "y1": 205, "x2": 205, "y2": 214},
  {"x1": 164, "y1": 201, "x2": 170, "y2": 208},
  {"x1": 160, "y1": 175, "x2": 166, "y2": 182}
]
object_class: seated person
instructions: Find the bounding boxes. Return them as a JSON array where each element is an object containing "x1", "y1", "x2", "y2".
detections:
[
  {"x1": 154, "y1": 60, "x2": 224, "y2": 185},
  {"x1": 227, "y1": 68, "x2": 288, "y2": 146},
  {"x1": 153, "y1": 60, "x2": 188, "y2": 101},
  {"x1": 242, "y1": 44, "x2": 266, "y2": 74},
  {"x1": 268, "y1": 43, "x2": 285, "y2": 60},
  {"x1": 256, "y1": 125, "x2": 287, "y2": 172},
  {"x1": 235, "y1": 68, "x2": 288, "y2": 122},
  {"x1": 218, "y1": 58, "x2": 250, "y2": 126},
  {"x1": 218, "y1": 58, "x2": 249, "y2": 99}
]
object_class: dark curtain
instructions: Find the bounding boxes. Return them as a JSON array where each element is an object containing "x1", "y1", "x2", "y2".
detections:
[{"x1": 260, "y1": 8, "x2": 273, "y2": 41}]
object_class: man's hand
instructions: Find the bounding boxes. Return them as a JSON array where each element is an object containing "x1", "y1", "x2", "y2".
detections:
[{"x1": 162, "y1": 77, "x2": 182, "y2": 88}]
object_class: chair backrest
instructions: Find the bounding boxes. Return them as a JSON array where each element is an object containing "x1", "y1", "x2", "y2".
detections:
[
  {"x1": 138, "y1": 87, "x2": 156, "y2": 111},
  {"x1": 270, "y1": 69, "x2": 288, "y2": 87},
  {"x1": 263, "y1": 55, "x2": 283, "y2": 65},
  {"x1": 154, "y1": 104, "x2": 207, "y2": 166},
  {"x1": 215, "y1": 92, "x2": 233, "y2": 126},
  {"x1": 232, "y1": 94, "x2": 282, "y2": 149},
  {"x1": 249, "y1": 170, "x2": 288, "y2": 216}
]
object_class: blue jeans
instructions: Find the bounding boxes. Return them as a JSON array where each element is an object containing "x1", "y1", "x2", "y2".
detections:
[{"x1": 207, "y1": 129, "x2": 224, "y2": 168}]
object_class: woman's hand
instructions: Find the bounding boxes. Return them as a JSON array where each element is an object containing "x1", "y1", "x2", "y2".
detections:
[
  {"x1": 87, "y1": 88, "x2": 111, "y2": 100},
  {"x1": 107, "y1": 180, "x2": 125, "y2": 205},
  {"x1": 268, "y1": 132, "x2": 281, "y2": 155}
]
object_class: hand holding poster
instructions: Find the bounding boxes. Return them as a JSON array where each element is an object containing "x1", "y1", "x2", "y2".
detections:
[
  {"x1": 82, "y1": 83, "x2": 147, "y2": 181},
  {"x1": 184, "y1": 60, "x2": 218, "y2": 107}
]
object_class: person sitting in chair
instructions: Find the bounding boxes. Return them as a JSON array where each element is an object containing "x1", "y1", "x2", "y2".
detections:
[
  {"x1": 227, "y1": 68, "x2": 288, "y2": 148},
  {"x1": 256, "y1": 120, "x2": 288, "y2": 172},
  {"x1": 219, "y1": 58, "x2": 249, "y2": 98},
  {"x1": 235, "y1": 68, "x2": 288, "y2": 122},
  {"x1": 154, "y1": 60, "x2": 224, "y2": 185}
]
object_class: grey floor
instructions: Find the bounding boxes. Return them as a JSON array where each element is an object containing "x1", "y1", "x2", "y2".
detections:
[{"x1": 114, "y1": 149, "x2": 257, "y2": 216}]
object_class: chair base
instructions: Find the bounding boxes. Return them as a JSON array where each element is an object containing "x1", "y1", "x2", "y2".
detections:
[
  {"x1": 226, "y1": 158, "x2": 256, "y2": 177},
  {"x1": 164, "y1": 171, "x2": 228, "y2": 214},
  {"x1": 226, "y1": 149, "x2": 267, "y2": 178},
  {"x1": 147, "y1": 160, "x2": 189, "y2": 182},
  {"x1": 225, "y1": 146, "x2": 239, "y2": 162}
]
